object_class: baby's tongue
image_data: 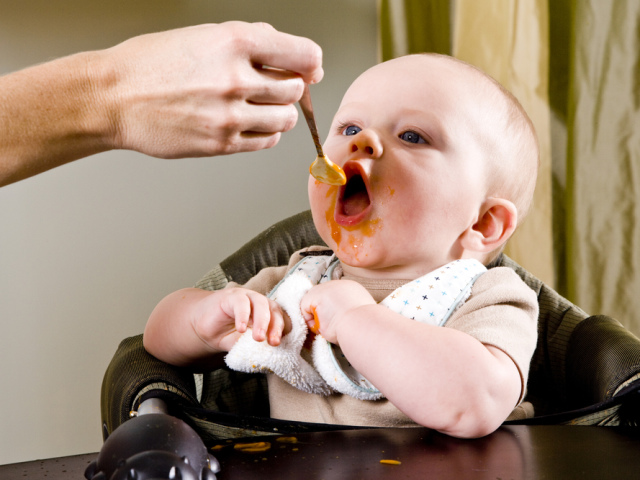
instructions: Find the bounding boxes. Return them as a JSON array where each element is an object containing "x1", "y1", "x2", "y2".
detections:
[{"x1": 343, "y1": 191, "x2": 370, "y2": 216}]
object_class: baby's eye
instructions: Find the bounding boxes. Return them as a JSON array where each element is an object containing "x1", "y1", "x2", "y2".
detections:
[
  {"x1": 399, "y1": 130, "x2": 426, "y2": 144},
  {"x1": 342, "y1": 125, "x2": 362, "y2": 136}
]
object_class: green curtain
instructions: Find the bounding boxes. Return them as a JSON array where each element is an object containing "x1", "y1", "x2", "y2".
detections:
[
  {"x1": 379, "y1": 0, "x2": 451, "y2": 58},
  {"x1": 379, "y1": 0, "x2": 640, "y2": 335}
]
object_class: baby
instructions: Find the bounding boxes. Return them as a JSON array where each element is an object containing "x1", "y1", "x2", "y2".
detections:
[{"x1": 143, "y1": 54, "x2": 540, "y2": 439}]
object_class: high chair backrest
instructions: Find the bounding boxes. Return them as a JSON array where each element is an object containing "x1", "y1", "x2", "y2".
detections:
[{"x1": 102, "y1": 211, "x2": 640, "y2": 440}]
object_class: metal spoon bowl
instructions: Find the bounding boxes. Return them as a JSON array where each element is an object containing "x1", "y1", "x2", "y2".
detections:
[{"x1": 299, "y1": 84, "x2": 346, "y2": 186}]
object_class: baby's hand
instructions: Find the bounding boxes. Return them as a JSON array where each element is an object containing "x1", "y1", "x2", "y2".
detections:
[
  {"x1": 300, "y1": 280, "x2": 375, "y2": 344},
  {"x1": 194, "y1": 287, "x2": 288, "y2": 352}
]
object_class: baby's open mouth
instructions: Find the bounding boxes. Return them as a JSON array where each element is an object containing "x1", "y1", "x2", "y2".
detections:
[{"x1": 335, "y1": 165, "x2": 372, "y2": 226}]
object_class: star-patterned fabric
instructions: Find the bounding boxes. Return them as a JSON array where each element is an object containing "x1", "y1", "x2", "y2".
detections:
[{"x1": 379, "y1": 259, "x2": 487, "y2": 326}]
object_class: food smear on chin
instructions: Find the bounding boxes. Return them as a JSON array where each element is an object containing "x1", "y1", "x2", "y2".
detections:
[{"x1": 344, "y1": 228, "x2": 378, "y2": 260}]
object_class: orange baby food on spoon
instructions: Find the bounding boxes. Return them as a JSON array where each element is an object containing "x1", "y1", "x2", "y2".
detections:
[{"x1": 299, "y1": 84, "x2": 346, "y2": 186}]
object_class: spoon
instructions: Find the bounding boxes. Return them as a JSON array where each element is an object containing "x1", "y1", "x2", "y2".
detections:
[{"x1": 299, "y1": 84, "x2": 346, "y2": 186}]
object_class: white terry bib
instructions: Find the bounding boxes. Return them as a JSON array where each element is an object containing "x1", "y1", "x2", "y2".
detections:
[{"x1": 225, "y1": 255, "x2": 486, "y2": 400}]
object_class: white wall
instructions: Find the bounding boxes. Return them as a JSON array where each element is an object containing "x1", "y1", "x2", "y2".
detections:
[{"x1": 0, "y1": 0, "x2": 378, "y2": 464}]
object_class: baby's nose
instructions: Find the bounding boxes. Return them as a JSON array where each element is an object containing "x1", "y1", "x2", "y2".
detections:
[{"x1": 349, "y1": 129, "x2": 383, "y2": 158}]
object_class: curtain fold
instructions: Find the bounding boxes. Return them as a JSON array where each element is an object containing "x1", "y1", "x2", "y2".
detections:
[
  {"x1": 563, "y1": 0, "x2": 640, "y2": 329},
  {"x1": 379, "y1": 0, "x2": 451, "y2": 58},
  {"x1": 378, "y1": 0, "x2": 640, "y2": 334}
]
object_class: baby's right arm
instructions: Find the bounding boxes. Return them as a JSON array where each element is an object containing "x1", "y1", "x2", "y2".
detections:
[{"x1": 143, "y1": 287, "x2": 286, "y2": 369}]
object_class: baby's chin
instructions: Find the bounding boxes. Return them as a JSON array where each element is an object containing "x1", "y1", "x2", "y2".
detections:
[{"x1": 331, "y1": 245, "x2": 382, "y2": 271}]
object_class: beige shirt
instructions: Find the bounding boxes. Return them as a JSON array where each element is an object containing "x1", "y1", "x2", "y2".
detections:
[{"x1": 236, "y1": 247, "x2": 539, "y2": 426}]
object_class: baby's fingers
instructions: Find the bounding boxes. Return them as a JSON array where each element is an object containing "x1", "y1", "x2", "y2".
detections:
[
  {"x1": 265, "y1": 299, "x2": 287, "y2": 346},
  {"x1": 227, "y1": 291, "x2": 252, "y2": 333},
  {"x1": 223, "y1": 289, "x2": 266, "y2": 335},
  {"x1": 245, "y1": 292, "x2": 274, "y2": 342},
  {"x1": 224, "y1": 289, "x2": 285, "y2": 344}
]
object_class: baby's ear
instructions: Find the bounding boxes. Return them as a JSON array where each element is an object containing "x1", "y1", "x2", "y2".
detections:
[{"x1": 460, "y1": 198, "x2": 517, "y2": 253}]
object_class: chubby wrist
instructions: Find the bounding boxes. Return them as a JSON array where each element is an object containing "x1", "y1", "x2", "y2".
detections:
[{"x1": 333, "y1": 303, "x2": 382, "y2": 346}]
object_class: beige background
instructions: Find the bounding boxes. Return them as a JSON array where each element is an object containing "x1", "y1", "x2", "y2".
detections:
[{"x1": 0, "y1": 0, "x2": 378, "y2": 464}]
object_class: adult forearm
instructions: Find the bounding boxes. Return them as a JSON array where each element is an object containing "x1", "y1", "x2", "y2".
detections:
[
  {"x1": 334, "y1": 304, "x2": 520, "y2": 437},
  {"x1": 0, "y1": 51, "x2": 116, "y2": 186}
]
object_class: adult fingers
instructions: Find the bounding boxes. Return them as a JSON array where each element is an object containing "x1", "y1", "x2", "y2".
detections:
[
  {"x1": 208, "y1": 103, "x2": 299, "y2": 154},
  {"x1": 239, "y1": 102, "x2": 299, "y2": 134},
  {"x1": 191, "y1": 103, "x2": 297, "y2": 155},
  {"x1": 250, "y1": 22, "x2": 324, "y2": 85},
  {"x1": 247, "y1": 68, "x2": 305, "y2": 106}
]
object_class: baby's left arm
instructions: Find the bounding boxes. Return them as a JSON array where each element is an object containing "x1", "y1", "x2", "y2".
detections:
[{"x1": 301, "y1": 280, "x2": 522, "y2": 439}]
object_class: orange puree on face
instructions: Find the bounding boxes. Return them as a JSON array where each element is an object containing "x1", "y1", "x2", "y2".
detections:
[
  {"x1": 324, "y1": 186, "x2": 381, "y2": 259},
  {"x1": 325, "y1": 187, "x2": 343, "y2": 246}
]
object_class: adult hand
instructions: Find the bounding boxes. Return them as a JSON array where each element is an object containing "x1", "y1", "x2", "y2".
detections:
[
  {"x1": 0, "y1": 21, "x2": 323, "y2": 186},
  {"x1": 105, "y1": 21, "x2": 324, "y2": 158}
]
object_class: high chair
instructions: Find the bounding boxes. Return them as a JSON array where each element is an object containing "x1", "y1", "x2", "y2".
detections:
[{"x1": 90, "y1": 211, "x2": 640, "y2": 479}]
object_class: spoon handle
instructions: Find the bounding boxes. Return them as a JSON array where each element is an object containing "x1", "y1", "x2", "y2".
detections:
[{"x1": 299, "y1": 84, "x2": 325, "y2": 157}]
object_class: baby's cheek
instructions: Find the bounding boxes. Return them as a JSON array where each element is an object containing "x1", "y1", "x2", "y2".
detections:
[
  {"x1": 308, "y1": 178, "x2": 328, "y2": 214},
  {"x1": 309, "y1": 183, "x2": 339, "y2": 244}
]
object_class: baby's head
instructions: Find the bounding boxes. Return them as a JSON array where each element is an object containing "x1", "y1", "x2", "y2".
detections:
[{"x1": 308, "y1": 54, "x2": 538, "y2": 279}]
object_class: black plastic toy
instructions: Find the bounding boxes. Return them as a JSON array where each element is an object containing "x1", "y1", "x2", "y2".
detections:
[{"x1": 85, "y1": 399, "x2": 219, "y2": 480}]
